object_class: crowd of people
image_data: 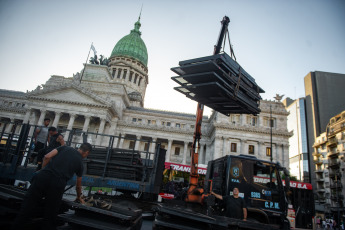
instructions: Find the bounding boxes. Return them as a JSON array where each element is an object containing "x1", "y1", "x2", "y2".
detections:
[{"x1": 316, "y1": 217, "x2": 344, "y2": 230}]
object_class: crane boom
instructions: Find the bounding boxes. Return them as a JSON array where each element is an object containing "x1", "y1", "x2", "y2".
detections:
[{"x1": 186, "y1": 16, "x2": 231, "y2": 203}]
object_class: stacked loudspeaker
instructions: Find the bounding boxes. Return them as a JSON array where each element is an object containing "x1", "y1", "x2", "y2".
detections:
[{"x1": 171, "y1": 52, "x2": 265, "y2": 116}]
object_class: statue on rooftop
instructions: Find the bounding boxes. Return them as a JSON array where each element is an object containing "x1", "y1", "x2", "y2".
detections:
[{"x1": 274, "y1": 94, "x2": 284, "y2": 102}]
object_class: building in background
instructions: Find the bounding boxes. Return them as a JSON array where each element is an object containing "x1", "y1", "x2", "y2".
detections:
[
  {"x1": 313, "y1": 111, "x2": 345, "y2": 219},
  {"x1": 304, "y1": 71, "x2": 345, "y2": 192},
  {"x1": 313, "y1": 132, "x2": 331, "y2": 216},
  {"x1": 284, "y1": 97, "x2": 309, "y2": 182}
]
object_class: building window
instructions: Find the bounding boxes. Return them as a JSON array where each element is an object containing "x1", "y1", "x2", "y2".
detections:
[
  {"x1": 231, "y1": 114, "x2": 240, "y2": 124},
  {"x1": 117, "y1": 68, "x2": 122, "y2": 78},
  {"x1": 129, "y1": 71, "x2": 133, "y2": 82},
  {"x1": 112, "y1": 68, "x2": 116, "y2": 78},
  {"x1": 129, "y1": 141, "x2": 135, "y2": 149},
  {"x1": 167, "y1": 122, "x2": 171, "y2": 127},
  {"x1": 176, "y1": 123, "x2": 181, "y2": 128},
  {"x1": 248, "y1": 145, "x2": 255, "y2": 154},
  {"x1": 264, "y1": 117, "x2": 276, "y2": 128},
  {"x1": 137, "y1": 118, "x2": 142, "y2": 123},
  {"x1": 138, "y1": 77, "x2": 142, "y2": 86},
  {"x1": 247, "y1": 116, "x2": 257, "y2": 126},
  {"x1": 181, "y1": 124, "x2": 185, "y2": 128},
  {"x1": 175, "y1": 147, "x2": 180, "y2": 155},
  {"x1": 161, "y1": 121, "x2": 165, "y2": 126},
  {"x1": 231, "y1": 143, "x2": 237, "y2": 152},
  {"x1": 144, "y1": 143, "x2": 149, "y2": 151},
  {"x1": 148, "y1": 120, "x2": 156, "y2": 125},
  {"x1": 266, "y1": 147, "x2": 271, "y2": 156},
  {"x1": 132, "y1": 118, "x2": 137, "y2": 122},
  {"x1": 134, "y1": 74, "x2": 138, "y2": 83}
]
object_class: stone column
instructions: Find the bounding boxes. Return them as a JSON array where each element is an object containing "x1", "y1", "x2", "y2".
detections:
[
  {"x1": 222, "y1": 137, "x2": 226, "y2": 157},
  {"x1": 166, "y1": 139, "x2": 173, "y2": 162},
  {"x1": 257, "y1": 115, "x2": 262, "y2": 127},
  {"x1": 119, "y1": 134, "x2": 125, "y2": 148},
  {"x1": 135, "y1": 135, "x2": 141, "y2": 150},
  {"x1": 214, "y1": 137, "x2": 222, "y2": 160},
  {"x1": 257, "y1": 142, "x2": 263, "y2": 160},
  {"x1": 65, "y1": 113, "x2": 76, "y2": 141},
  {"x1": 108, "y1": 118, "x2": 118, "y2": 135},
  {"x1": 36, "y1": 109, "x2": 47, "y2": 125},
  {"x1": 150, "y1": 138, "x2": 157, "y2": 153},
  {"x1": 182, "y1": 141, "x2": 188, "y2": 164},
  {"x1": 282, "y1": 144, "x2": 289, "y2": 168},
  {"x1": 82, "y1": 115, "x2": 91, "y2": 132},
  {"x1": 240, "y1": 139, "x2": 246, "y2": 154},
  {"x1": 23, "y1": 110, "x2": 31, "y2": 124},
  {"x1": 96, "y1": 118, "x2": 106, "y2": 145},
  {"x1": 240, "y1": 114, "x2": 244, "y2": 126},
  {"x1": 6, "y1": 119, "x2": 15, "y2": 133},
  {"x1": 199, "y1": 143, "x2": 205, "y2": 164},
  {"x1": 52, "y1": 112, "x2": 62, "y2": 128}
]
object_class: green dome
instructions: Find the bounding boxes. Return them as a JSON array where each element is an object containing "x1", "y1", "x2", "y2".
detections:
[{"x1": 110, "y1": 19, "x2": 148, "y2": 67}]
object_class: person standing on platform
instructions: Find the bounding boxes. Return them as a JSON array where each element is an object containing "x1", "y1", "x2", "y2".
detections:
[
  {"x1": 30, "y1": 118, "x2": 50, "y2": 163},
  {"x1": 36, "y1": 127, "x2": 65, "y2": 171},
  {"x1": 13, "y1": 143, "x2": 92, "y2": 230},
  {"x1": 211, "y1": 187, "x2": 247, "y2": 221}
]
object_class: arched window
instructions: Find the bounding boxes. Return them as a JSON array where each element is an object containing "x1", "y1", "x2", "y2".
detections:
[
  {"x1": 112, "y1": 68, "x2": 116, "y2": 79},
  {"x1": 117, "y1": 69, "x2": 122, "y2": 78},
  {"x1": 134, "y1": 74, "x2": 138, "y2": 84},
  {"x1": 129, "y1": 71, "x2": 133, "y2": 82},
  {"x1": 138, "y1": 77, "x2": 143, "y2": 86}
]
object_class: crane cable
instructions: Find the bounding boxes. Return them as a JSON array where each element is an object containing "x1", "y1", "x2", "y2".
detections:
[{"x1": 221, "y1": 27, "x2": 237, "y2": 62}]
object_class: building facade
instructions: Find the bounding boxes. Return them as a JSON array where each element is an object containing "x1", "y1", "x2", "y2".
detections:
[
  {"x1": 284, "y1": 97, "x2": 310, "y2": 182},
  {"x1": 304, "y1": 71, "x2": 345, "y2": 190},
  {"x1": 0, "y1": 17, "x2": 291, "y2": 168},
  {"x1": 313, "y1": 111, "x2": 345, "y2": 218}
]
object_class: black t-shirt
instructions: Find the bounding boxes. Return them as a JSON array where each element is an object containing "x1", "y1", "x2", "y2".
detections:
[
  {"x1": 223, "y1": 195, "x2": 246, "y2": 219},
  {"x1": 46, "y1": 132, "x2": 62, "y2": 153},
  {"x1": 42, "y1": 146, "x2": 83, "y2": 182}
]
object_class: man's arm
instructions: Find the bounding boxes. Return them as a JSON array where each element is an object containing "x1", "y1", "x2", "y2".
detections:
[
  {"x1": 210, "y1": 191, "x2": 223, "y2": 200},
  {"x1": 34, "y1": 128, "x2": 40, "y2": 143},
  {"x1": 243, "y1": 207, "x2": 247, "y2": 221},
  {"x1": 76, "y1": 176, "x2": 85, "y2": 203},
  {"x1": 42, "y1": 149, "x2": 58, "y2": 168},
  {"x1": 57, "y1": 135, "x2": 65, "y2": 146}
]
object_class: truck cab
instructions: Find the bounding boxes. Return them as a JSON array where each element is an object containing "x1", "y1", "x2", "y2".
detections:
[{"x1": 206, "y1": 154, "x2": 290, "y2": 228}]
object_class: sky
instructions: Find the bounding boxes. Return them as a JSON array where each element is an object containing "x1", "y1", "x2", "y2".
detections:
[{"x1": 0, "y1": 0, "x2": 344, "y2": 116}]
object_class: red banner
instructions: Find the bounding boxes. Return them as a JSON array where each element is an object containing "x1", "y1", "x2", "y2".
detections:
[
  {"x1": 165, "y1": 162, "x2": 207, "y2": 175},
  {"x1": 159, "y1": 193, "x2": 174, "y2": 199}
]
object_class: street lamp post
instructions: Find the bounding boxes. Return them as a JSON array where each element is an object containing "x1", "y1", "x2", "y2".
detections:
[{"x1": 270, "y1": 104, "x2": 273, "y2": 162}]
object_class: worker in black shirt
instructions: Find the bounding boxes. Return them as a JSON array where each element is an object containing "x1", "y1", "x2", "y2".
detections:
[
  {"x1": 211, "y1": 187, "x2": 247, "y2": 221},
  {"x1": 36, "y1": 126, "x2": 65, "y2": 171},
  {"x1": 13, "y1": 143, "x2": 92, "y2": 230}
]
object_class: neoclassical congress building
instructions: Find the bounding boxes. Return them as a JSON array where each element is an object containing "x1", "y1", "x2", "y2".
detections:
[{"x1": 0, "y1": 17, "x2": 291, "y2": 168}]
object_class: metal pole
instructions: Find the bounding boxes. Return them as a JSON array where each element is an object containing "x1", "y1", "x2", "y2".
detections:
[
  {"x1": 270, "y1": 104, "x2": 273, "y2": 162},
  {"x1": 80, "y1": 42, "x2": 93, "y2": 83}
]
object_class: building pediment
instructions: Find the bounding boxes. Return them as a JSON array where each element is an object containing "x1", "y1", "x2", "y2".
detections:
[{"x1": 27, "y1": 84, "x2": 110, "y2": 107}]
